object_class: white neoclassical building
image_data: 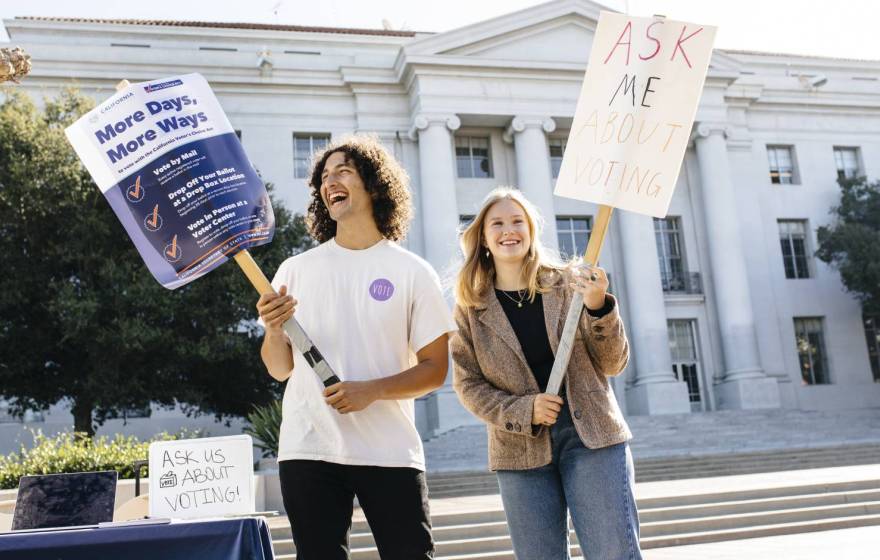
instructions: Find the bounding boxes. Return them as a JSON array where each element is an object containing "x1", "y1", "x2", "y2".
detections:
[{"x1": 2, "y1": 0, "x2": 879, "y2": 443}]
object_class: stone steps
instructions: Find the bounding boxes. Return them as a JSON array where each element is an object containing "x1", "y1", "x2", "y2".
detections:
[
  {"x1": 641, "y1": 500, "x2": 880, "y2": 537},
  {"x1": 425, "y1": 443, "x2": 880, "y2": 497},
  {"x1": 416, "y1": 514, "x2": 880, "y2": 560},
  {"x1": 640, "y1": 488, "x2": 880, "y2": 521},
  {"x1": 270, "y1": 468, "x2": 880, "y2": 559},
  {"x1": 636, "y1": 452, "x2": 880, "y2": 482},
  {"x1": 639, "y1": 513, "x2": 880, "y2": 549}
]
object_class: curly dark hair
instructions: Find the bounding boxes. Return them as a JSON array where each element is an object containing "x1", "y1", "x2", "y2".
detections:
[{"x1": 306, "y1": 135, "x2": 412, "y2": 243}]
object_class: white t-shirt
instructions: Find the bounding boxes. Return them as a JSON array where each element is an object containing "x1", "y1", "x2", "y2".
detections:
[{"x1": 267, "y1": 238, "x2": 456, "y2": 471}]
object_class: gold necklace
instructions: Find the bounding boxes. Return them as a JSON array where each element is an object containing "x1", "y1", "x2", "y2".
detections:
[{"x1": 499, "y1": 289, "x2": 527, "y2": 308}]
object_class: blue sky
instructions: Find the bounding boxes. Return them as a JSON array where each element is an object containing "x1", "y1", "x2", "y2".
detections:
[{"x1": 1, "y1": 0, "x2": 877, "y2": 60}]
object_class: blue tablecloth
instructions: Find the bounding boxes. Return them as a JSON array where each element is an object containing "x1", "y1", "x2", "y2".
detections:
[{"x1": 0, "y1": 517, "x2": 275, "y2": 560}]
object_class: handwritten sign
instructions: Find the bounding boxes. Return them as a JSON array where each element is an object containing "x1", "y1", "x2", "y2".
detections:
[
  {"x1": 65, "y1": 74, "x2": 275, "y2": 289},
  {"x1": 148, "y1": 435, "x2": 254, "y2": 519},
  {"x1": 554, "y1": 11, "x2": 717, "y2": 217}
]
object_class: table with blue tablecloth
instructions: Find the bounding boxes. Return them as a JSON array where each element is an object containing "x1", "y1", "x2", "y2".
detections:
[{"x1": 0, "y1": 517, "x2": 275, "y2": 560}]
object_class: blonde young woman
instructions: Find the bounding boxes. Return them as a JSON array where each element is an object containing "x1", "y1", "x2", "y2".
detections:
[{"x1": 451, "y1": 187, "x2": 642, "y2": 560}]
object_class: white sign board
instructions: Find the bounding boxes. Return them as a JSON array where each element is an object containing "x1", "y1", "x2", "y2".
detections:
[
  {"x1": 148, "y1": 435, "x2": 254, "y2": 519},
  {"x1": 554, "y1": 11, "x2": 717, "y2": 218}
]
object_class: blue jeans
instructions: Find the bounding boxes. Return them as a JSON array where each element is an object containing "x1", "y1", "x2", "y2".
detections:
[{"x1": 496, "y1": 404, "x2": 641, "y2": 560}]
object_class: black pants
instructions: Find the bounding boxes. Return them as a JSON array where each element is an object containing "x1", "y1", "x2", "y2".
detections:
[{"x1": 278, "y1": 459, "x2": 434, "y2": 560}]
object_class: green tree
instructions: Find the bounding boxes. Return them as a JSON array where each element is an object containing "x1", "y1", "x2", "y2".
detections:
[
  {"x1": 0, "y1": 88, "x2": 310, "y2": 436},
  {"x1": 816, "y1": 176, "x2": 880, "y2": 315}
]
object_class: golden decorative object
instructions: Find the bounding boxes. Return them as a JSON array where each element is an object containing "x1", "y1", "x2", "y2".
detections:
[{"x1": 0, "y1": 47, "x2": 32, "y2": 83}]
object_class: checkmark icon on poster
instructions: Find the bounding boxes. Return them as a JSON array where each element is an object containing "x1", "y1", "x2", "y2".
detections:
[
  {"x1": 144, "y1": 204, "x2": 163, "y2": 231},
  {"x1": 126, "y1": 176, "x2": 144, "y2": 203},
  {"x1": 164, "y1": 235, "x2": 181, "y2": 263}
]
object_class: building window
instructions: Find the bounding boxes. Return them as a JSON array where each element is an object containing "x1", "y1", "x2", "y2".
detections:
[
  {"x1": 767, "y1": 145, "x2": 797, "y2": 184},
  {"x1": 833, "y1": 147, "x2": 861, "y2": 181},
  {"x1": 668, "y1": 319, "x2": 704, "y2": 411},
  {"x1": 655, "y1": 217, "x2": 691, "y2": 292},
  {"x1": 778, "y1": 220, "x2": 811, "y2": 279},
  {"x1": 556, "y1": 216, "x2": 592, "y2": 260},
  {"x1": 794, "y1": 318, "x2": 830, "y2": 385},
  {"x1": 293, "y1": 133, "x2": 330, "y2": 179},
  {"x1": 864, "y1": 315, "x2": 880, "y2": 383},
  {"x1": 455, "y1": 136, "x2": 492, "y2": 178},
  {"x1": 549, "y1": 138, "x2": 567, "y2": 178}
]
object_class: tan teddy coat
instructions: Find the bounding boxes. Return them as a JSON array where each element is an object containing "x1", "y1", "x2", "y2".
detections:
[{"x1": 451, "y1": 271, "x2": 632, "y2": 471}]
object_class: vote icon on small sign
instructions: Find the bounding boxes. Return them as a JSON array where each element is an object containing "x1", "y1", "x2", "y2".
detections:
[{"x1": 159, "y1": 471, "x2": 178, "y2": 489}]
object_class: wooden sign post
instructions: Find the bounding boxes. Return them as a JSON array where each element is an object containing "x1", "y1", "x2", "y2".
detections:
[
  {"x1": 545, "y1": 205, "x2": 613, "y2": 395},
  {"x1": 546, "y1": 12, "x2": 717, "y2": 396},
  {"x1": 232, "y1": 250, "x2": 340, "y2": 387}
]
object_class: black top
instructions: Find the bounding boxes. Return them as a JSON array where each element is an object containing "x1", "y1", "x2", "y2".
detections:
[
  {"x1": 495, "y1": 290, "x2": 555, "y2": 392},
  {"x1": 495, "y1": 289, "x2": 614, "y2": 393}
]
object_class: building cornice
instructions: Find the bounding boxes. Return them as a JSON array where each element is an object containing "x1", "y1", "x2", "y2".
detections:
[
  {"x1": 3, "y1": 18, "x2": 415, "y2": 48},
  {"x1": 8, "y1": 11, "x2": 880, "y2": 115}
]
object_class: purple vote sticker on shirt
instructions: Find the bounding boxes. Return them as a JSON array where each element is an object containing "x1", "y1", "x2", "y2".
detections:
[{"x1": 369, "y1": 278, "x2": 395, "y2": 302}]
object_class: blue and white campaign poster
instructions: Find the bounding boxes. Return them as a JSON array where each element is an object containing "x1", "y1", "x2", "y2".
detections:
[{"x1": 65, "y1": 73, "x2": 274, "y2": 289}]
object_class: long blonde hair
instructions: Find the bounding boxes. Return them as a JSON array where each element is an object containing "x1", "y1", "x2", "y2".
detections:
[{"x1": 455, "y1": 187, "x2": 565, "y2": 308}]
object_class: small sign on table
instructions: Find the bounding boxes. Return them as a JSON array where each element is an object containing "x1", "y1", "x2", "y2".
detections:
[{"x1": 148, "y1": 435, "x2": 254, "y2": 519}]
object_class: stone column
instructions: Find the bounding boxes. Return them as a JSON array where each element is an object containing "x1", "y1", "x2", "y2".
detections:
[
  {"x1": 619, "y1": 212, "x2": 691, "y2": 415},
  {"x1": 409, "y1": 113, "x2": 462, "y2": 272},
  {"x1": 693, "y1": 123, "x2": 781, "y2": 409},
  {"x1": 409, "y1": 113, "x2": 480, "y2": 435},
  {"x1": 504, "y1": 116, "x2": 559, "y2": 249}
]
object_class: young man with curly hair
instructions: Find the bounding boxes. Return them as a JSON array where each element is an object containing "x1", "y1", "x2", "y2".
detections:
[{"x1": 256, "y1": 135, "x2": 455, "y2": 560}]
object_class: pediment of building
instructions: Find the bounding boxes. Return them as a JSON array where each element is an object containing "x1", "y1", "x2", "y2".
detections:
[
  {"x1": 404, "y1": 0, "x2": 606, "y2": 64},
  {"x1": 439, "y1": 16, "x2": 597, "y2": 64},
  {"x1": 403, "y1": 0, "x2": 743, "y2": 75}
]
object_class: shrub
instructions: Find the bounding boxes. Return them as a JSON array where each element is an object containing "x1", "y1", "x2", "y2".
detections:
[
  {"x1": 243, "y1": 401, "x2": 281, "y2": 459},
  {"x1": 0, "y1": 430, "x2": 188, "y2": 490}
]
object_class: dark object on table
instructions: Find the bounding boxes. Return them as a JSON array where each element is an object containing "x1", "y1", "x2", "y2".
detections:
[{"x1": 12, "y1": 471, "x2": 117, "y2": 530}]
